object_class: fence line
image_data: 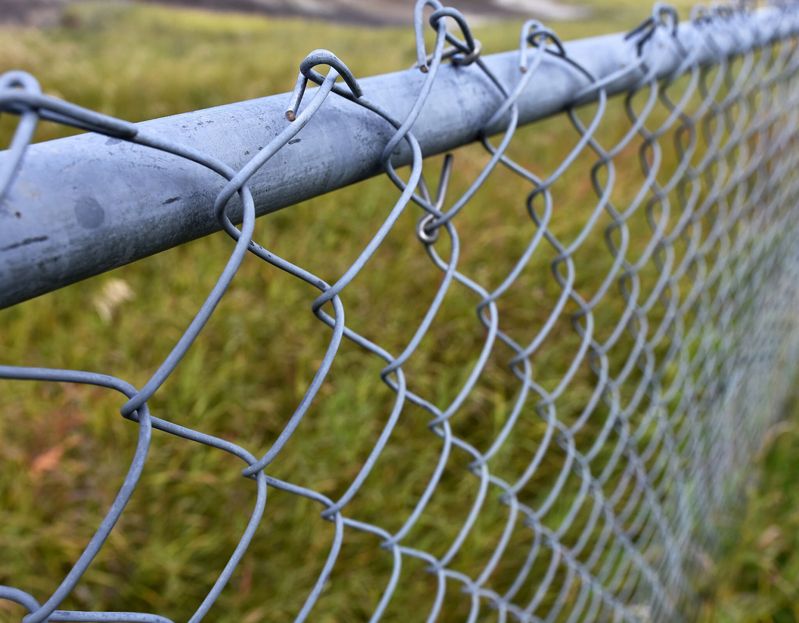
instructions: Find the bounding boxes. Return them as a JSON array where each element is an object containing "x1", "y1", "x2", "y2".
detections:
[{"x1": 2, "y1": 0, "x2": 799, "y2": 621}]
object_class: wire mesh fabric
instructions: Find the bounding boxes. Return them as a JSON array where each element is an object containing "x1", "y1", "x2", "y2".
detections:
[{"x1": 2, "y1": 1, "x2": 799, "y2": 621}]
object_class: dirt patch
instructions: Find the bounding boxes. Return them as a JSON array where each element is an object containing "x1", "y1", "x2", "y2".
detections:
[
  {"x1": 138, "y1": 0, "x2": 589, "y2": 24},
  {"x1": 1, "y1": 0, "x2": 70, "y2": 27},
  {"x1": 2, "y1": 0, "x2": 589, "y2": 28}
]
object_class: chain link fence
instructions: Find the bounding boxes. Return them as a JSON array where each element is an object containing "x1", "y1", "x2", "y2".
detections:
[{"x1": 2, "y1": 1, "x2": 799, "y2": 621}]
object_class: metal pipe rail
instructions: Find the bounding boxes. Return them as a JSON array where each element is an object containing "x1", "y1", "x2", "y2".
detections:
[{"x1": 0, "y1": 6, "x2": 794, "y2": 307}]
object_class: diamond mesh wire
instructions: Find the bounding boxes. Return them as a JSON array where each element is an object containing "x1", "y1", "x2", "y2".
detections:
[{"x1": 2, "y1": 1, "x2": 799, "y2": 622}]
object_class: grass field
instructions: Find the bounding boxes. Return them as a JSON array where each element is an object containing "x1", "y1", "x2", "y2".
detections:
[
  {"x1": 1, "y1": 2, "x2": 798, "y2": 622},
  {"x1": 696, "y1": 407, "x2": 799, "y2": 622}
]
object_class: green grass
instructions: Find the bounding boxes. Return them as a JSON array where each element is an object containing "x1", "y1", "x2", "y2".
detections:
[
  {"x1": 696, "y1": 397, "x2": 799, "y2": 622},
  {"x1": 0, "y1": 2, "x2": 798, "y2": 622}
]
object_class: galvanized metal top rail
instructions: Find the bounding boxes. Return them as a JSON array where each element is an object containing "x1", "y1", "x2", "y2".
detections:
[{"x1": 0, "y1": 6, "x2": 794, "y2": 308}]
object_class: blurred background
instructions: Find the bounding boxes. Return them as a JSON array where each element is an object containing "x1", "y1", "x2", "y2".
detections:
[{"x1": 2, "y1": 1, "x2": 799, "y2": 622}]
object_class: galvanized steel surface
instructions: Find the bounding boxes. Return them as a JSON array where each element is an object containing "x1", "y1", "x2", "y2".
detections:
[
  {"x1": 0, "y1": 5, "x2": 796, "y2": 307},
  {"x1": 2, "y1": 1, "x2": 799, "y2": 622}
]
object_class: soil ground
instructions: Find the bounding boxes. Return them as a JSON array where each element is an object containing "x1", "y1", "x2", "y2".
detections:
[{"x1": 1, "y1": 0, "x2": 588, "y2": 28}]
